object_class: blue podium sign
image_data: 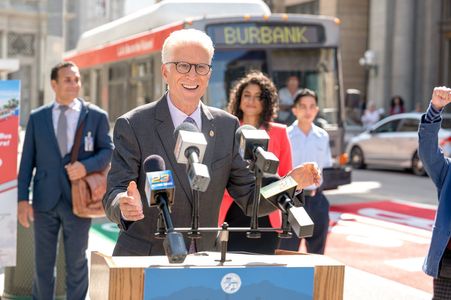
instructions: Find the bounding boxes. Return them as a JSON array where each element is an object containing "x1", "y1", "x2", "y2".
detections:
[{"x1": 143, "y1": 266, "x2": 314, "y2": 300}]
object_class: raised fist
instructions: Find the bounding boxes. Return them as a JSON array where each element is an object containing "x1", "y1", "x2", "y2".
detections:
[{"x1": 431, "y1": 86, "x2": 451, "y2": 110}]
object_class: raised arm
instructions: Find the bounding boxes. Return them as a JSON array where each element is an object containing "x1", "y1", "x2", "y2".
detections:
[{"x1": 418, "y1": 87, "x2": 451, "y2": 190}]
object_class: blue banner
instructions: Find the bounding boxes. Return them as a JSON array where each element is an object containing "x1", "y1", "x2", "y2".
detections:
[{"x1": 144, "y1": 266, "x2": 314, "y2": 300}]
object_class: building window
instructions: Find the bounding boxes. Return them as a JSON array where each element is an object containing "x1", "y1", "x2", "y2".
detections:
[
  {"x1": 286, "y1": 1, "x2": 319, "y2": 15},
  {"x1": 81, "y1": 70, "x2": 91, "y2": 101},
  {"x1": 130, "y1": 59, "x2": 153, "y2": 106},
  {"x1": 7, "y1": 32, "x2": 35, "y2": 56},
  {"x1": 108, "y1": 62, "x2": 129, "y2": 120}
]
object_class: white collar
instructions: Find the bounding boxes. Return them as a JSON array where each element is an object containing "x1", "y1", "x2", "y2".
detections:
[
  {"x1": 166, "y1": 94, "x2": 202, "y2": 130},
  {"x1": 53, "y1": 98, "x2": 81, "y2": 112}
]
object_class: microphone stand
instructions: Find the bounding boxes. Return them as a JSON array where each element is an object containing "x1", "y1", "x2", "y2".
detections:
[
  {"x1": 217, "y1": 222, "x2": 230, "y2": 264},
  {"x1": 278, "y1": 209, "x2": 292, "y2": 239},
  {"x1": 188, "y1": 190, "x2": 202, "y2": 239},
  {"x1": 247, "y1": 167, "x2": 262, "y2": 239},
  {"x1": 156, "y1": 194, "x2": 188, "y2": 263},
  {"x1": 154, "y1": 212, "x2": 166, "y2": 239}
]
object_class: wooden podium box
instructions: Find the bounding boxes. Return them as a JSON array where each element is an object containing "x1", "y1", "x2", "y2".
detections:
[{"x1": 90, "y1": 251, "x2": 344, "y2": 300}]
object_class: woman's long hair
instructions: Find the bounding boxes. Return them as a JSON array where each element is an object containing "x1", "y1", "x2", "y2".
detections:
[{"x1": 227, "y1": 71, "x2": 279, "y2": 130}]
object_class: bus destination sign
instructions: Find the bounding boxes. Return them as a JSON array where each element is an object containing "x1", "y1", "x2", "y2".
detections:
[{"x1": 206, "y1": 23, "x2": 325, "y2": 47}]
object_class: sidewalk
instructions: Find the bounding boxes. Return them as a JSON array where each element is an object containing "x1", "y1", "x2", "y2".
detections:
[{"x1": 0, "y1": 227, "x2": 432, "y2": 299}]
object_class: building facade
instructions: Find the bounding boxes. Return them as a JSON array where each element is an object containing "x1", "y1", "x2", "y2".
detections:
[
  {"x1": 66, "y1": 0, "x2": 125, "y2": 50},
  {"x1": 267, "y1": 0, "x2": 451, "y2": 115},
  {"x1": 0, "y1": 0, "x2": 47, "y2": 125},
  {"x1": 5, "y1": 0, "x2": 450, "y2": 124},
  {"x1": 366, "y1": 0, "x2": 441, "y2": 113},
  {"x1": 0, "y1": 0, "x2": 125, "y2": 125}
]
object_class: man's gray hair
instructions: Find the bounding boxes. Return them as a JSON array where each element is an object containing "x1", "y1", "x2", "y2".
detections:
[{"x1": 161, "y1": 29, "x2": 214, "y2": 64}]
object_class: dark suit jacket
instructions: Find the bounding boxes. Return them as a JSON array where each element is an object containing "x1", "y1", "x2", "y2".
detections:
[
  {"x1": 18, "y1": 100, "x2": 113, "y2": 211},
  {"x1": 104, "y1": 95, "x2": 276, "y2": 256}
]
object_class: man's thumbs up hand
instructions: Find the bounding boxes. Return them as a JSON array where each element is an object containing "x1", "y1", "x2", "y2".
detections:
[{"x1": 119, "y1": 181, "x2": 144, "y2": 221}]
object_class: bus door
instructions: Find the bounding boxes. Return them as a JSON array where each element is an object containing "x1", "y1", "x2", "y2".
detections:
[
  {"x1": 269, "y1": 47, "x2": 342, "y2": 158},
  {"x1": 208, "y1": 49, "x2": 267, "y2": 110}
]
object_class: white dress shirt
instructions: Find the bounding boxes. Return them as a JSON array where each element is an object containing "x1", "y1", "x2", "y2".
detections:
[
  {"x1": 278, "y1": 87, "x2": 302, "y2": 106},
  {"x1": 52, "y1": 98, "x2": 82, "y2": 155},
  {"x1": 288, "y1": 121, "x2": 332, "y2": 190}
]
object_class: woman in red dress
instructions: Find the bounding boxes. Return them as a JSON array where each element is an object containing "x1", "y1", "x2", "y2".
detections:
[{"x1": 218, "y1": 71, "x2": 293, "y2": 254}]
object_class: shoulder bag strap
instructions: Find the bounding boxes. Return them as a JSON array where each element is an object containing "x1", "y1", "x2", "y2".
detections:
[
  {"x1": 70, "y1": 120, "x2": 85, "y2": 164},
  {"x1": 70, "y1": 103, "x2": 89, "y2": 164}
]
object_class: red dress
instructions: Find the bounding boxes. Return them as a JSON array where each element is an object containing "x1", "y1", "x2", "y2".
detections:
[{"x1": 218, "y1": 122, "x2": 293, "y2": 228}]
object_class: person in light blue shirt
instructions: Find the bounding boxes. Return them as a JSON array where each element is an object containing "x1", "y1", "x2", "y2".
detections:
[{"x1": 279, "y1": 88, "x2": 332, "y2": 254}]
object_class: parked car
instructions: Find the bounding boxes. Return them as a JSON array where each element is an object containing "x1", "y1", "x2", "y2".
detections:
[{"x1": 346, "y1": 112, "x2": 451, "y2": 176}]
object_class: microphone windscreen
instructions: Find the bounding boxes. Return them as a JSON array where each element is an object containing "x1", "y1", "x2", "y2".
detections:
[
  {"x1": 174, "y1": 121, "x2": 199, "y2": 139},
  {"x1": 234, "y1": 124, "x2": 256, "y2": 144},
  {"x1": 143, "y1": 154, "x2": 166, "y2": 172}
]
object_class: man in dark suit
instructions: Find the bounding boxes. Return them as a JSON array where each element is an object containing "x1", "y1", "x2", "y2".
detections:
[
  {"x1": 104, "y1": 29, "x2": 320, "y2": 256},
  {"x1": 18, "y1": 61, "x2": 113, "y2": 300}
]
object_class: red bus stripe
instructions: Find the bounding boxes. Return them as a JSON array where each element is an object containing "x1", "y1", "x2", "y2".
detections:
[{"x1": 65, "y1": 22, "x2": 185, "y2": 69}]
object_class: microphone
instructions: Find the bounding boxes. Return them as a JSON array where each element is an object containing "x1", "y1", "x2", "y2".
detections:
[
  {"x1": 260, "y1": 176, "x2": 314, "y2": 238},
  {"x1": 143, "y1": 155, "x2": 187, "y2": 263},
  {"x1": 235, "y1": 125, "x2": 279, "y2": 174},
  {"x1": 174, "y1": 122, "x2": 210, "y2": 192},
  {"x1": 144, "y1": 156, "x2": 175, "y2": 207}
]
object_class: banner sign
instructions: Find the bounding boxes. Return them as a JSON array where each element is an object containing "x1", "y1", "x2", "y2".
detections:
[
  {"x1": 144, "y1": 266, "x2": 314, "y2": 299},
  {"x1": 0, "y1": 80, "x2": 20, "y2": 267}
]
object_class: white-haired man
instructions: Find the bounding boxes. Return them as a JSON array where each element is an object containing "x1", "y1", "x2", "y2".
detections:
[{"x1": 103, "y1": 29, "x2": 321, "y2": 256}]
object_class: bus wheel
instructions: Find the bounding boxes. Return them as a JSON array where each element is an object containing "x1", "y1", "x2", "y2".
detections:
[
  {"x1": 350, "y1": 146, "x2": 366, "y2": 169},
  {"x1": 412, "y1": 151, "x2": 426, "y2": 176}
]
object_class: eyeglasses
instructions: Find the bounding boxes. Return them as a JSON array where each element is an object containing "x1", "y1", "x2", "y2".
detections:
[{"x1": 165, "y1": 61, "x2": 212, "y2": 75}]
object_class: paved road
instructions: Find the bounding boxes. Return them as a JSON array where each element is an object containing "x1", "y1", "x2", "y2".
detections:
[
  {"x1": 324, "y1": 168, "x2": 435, "y2": 299},
  {"x1": 325, "y1": 168, "x2": 437, "y2": 206},
  {"x1": 1, "y1": 167, "x2": 436, "y2": 299}
]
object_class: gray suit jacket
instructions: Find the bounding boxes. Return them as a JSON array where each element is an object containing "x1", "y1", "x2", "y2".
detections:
[{"x1": 104, "y1": 95, "x2": 275, "y2": 256}]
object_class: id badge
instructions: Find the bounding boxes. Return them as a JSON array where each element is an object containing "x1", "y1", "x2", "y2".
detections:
[{"x1": 84, "y1": 131, "x2": 94, "y2": 152}]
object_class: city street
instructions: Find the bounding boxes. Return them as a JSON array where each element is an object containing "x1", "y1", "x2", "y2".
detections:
[
  {"x1": 0, "y1": 167, "x2": 438, "y2": 299},
  {"x1": 326, "y1": 168, "x2": 437, "y2": 206},
  {"x1": 324, "y1": 168, "x2": 436, "y2": 298}
]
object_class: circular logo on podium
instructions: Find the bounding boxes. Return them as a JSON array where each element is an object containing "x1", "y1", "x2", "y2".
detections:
[{"x1": 221, "y1": 273, "x2": 241, "y2": 294}]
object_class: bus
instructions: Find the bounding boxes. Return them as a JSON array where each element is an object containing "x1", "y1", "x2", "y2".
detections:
[{"x1": 65, "y1": 0, "x2": 350, "y2": 189}]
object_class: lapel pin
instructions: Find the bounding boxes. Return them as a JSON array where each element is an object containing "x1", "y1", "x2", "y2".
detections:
[{"x1": 209, "y1": 130, "x2": 214, "y2": 137}]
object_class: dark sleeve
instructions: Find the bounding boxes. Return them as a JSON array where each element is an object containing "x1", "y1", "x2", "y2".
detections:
[
  {"x1": 80, "y1": 111, "x2": 113, "y2": 173},
  {"x1": 423, "y1": 102, "x2": 443, "y2": 124},
  {"x1": 17, "y1": 114, "x2": 36, "y2": 201},
  {"x1": 103, "y1": 116, "x2": 141, "y2": 226},
  {"x1": 418, "y1": 112, "x2": 450, "y2": 191}
]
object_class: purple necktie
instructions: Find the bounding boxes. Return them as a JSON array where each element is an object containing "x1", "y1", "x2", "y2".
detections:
[{"x1": 184, "y1": 116, "x2": 198, "y2": 129}]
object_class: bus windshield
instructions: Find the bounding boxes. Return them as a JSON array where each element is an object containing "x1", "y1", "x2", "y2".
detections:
[{"x1": 207, "y1": 47, "x2": 340, "y2": 126}]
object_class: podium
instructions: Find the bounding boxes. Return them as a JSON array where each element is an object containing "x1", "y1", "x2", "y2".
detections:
[{"x1": 90, "y1": 251, "x2": 344, "y2": 300}]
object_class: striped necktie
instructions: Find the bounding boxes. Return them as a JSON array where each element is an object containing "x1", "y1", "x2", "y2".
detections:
[{"x1": 184, "y1": 116, "x2": 198, "y2": 129}]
